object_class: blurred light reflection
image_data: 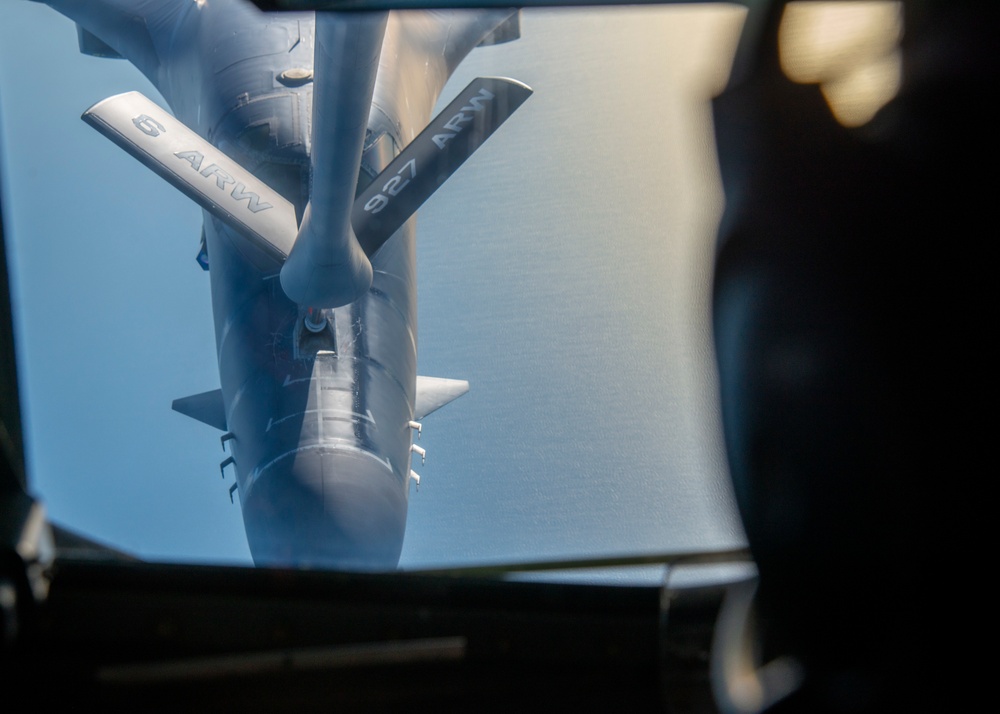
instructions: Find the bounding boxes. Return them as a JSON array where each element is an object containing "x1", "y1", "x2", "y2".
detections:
[{"x1": 779, "y1": 2, "x2": 903, "y2": 126}]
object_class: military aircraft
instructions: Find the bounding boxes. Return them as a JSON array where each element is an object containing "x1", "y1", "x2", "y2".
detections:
[
  {"x1": 3, "y1": 1, "x2": 983, "y2": 709},
  {"x1": 34, "y1": 0, "x2": 531, "y2": 569}
]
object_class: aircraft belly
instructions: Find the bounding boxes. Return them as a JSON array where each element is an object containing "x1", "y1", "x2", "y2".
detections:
[
  {"x1": 207, "y1": 215, "x2": 417, "y2": 569},
  {"x1": 241, "y1": 448, "x2": 407, "y2": 570}
]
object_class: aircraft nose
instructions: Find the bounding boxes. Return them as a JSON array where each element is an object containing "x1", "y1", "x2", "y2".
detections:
[{"x1": 241, "y1": 448, "x2": 407, "y2": 570}]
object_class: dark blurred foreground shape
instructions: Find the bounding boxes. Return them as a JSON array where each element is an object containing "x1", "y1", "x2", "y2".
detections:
[
  {"x1": 2, "y1": 0, "x2": 993, "y2": 711},
  {"x1": 712, "y1": 1, "x2": 994, "y2": 711}
]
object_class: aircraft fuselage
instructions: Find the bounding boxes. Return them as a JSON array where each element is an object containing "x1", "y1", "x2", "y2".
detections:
[{"x1": 48, "y1": 0, "x2": 519, "y2": 568}]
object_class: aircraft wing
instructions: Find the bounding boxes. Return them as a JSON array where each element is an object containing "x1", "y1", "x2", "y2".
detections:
[
  {"x1": 354, "y1": 76, "x2": 533, "y2": 258},
  {"x1": 43, "y1": 0, "x2": 191, "y2": 89},
  {"x1": 82, "y1": 91, "x2": 298, "y2": 264}
]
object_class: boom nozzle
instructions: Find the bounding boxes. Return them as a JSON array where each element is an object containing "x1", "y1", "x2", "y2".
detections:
[{"x1": 304, "y1": 307, "x2": 328, "y2": 333}]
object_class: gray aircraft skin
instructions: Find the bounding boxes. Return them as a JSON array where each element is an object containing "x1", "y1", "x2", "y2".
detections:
[{"x1": 39, "y1": 0, "x2": 528, "y2": 569}]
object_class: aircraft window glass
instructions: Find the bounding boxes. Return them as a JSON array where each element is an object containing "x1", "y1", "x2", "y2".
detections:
[{"x1": 1, "y1": 3, "x2": 751, "y2": 579}]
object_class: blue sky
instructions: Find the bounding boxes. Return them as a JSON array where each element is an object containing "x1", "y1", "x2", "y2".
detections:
[{"x1": 1, "y1": 2, "x2": 747, "y2": 574}]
